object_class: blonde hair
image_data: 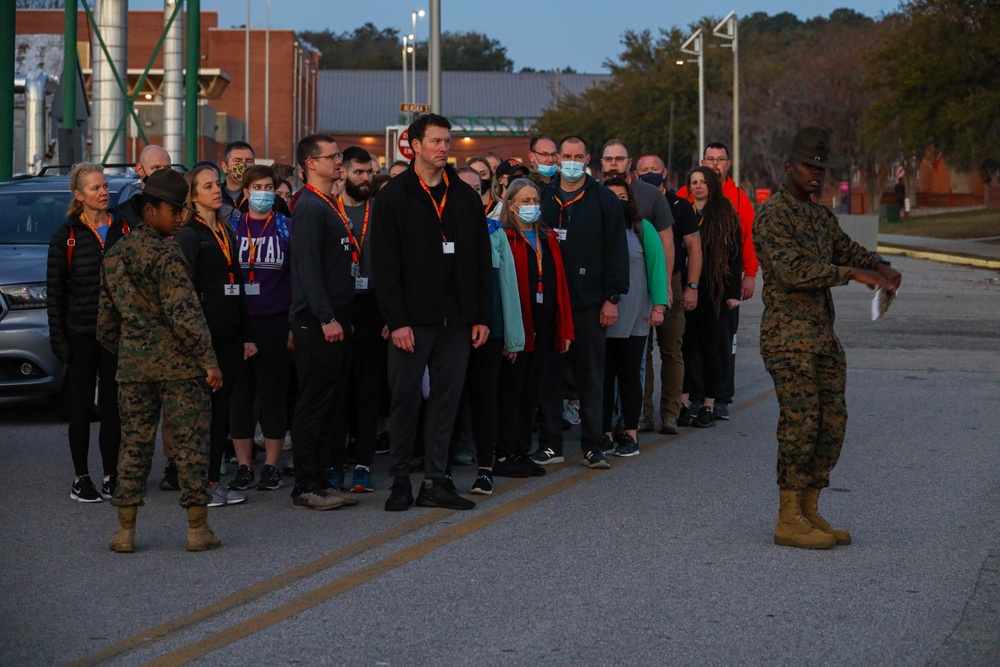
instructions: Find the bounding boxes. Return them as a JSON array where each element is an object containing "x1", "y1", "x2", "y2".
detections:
[
  {"x1": 67, "y1": 163, "x2": 105, "y2": 217},
  {"x1": 184, "y1": 163, "x2": 221, "y2": 209}
]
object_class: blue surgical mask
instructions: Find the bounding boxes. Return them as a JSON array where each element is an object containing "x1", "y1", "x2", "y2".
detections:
[
  {"x1": 516, "y1": 204, "x2": 541, "y2": 224},
  {"x1": 248, "y1": 190, "x2": 275, "y2": 212},
  {"x1": 560, "y1": 161, "x2": 586, "y2": 182},
  {"x1": 537, "y1": 163, "x2": 559, "y2": 178}
]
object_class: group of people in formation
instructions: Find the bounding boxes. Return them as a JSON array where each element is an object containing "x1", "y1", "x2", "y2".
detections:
[{"x1": 47, "y1": 113, "x2": 899, "y2": 553}]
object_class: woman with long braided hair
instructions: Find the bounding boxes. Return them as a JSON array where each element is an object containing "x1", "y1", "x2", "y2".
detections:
[{"x1": 679, "y1": 167, "x2": 742, "y2": 428}]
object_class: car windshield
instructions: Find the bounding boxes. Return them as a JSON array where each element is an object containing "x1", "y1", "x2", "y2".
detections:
[{"x1": 0, "y1": 187, "x2": 122, "y2": 245}]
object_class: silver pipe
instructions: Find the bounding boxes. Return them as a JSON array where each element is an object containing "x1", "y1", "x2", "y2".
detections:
[
  {"x1": 429, "y1": 0, "x2": 440, "y2": 113},
  {"x1": 292, "y1": 43, "x2": 299, "y2": 148},
  {"x1": 24, "y1": 70, "x2": 49, "y2": 174},
  {"x1": 244, "y1": 0, "x2": 250, "y2": 142},
  {"x1": 265, "y1": 0, "x2": 270, "y2": 158},
  {"x1": 91, "y1": 0, "x2": 128, "y2": 164},
  {"x1": 162, "y1": 0, "x2": 183, "y2": 161}
]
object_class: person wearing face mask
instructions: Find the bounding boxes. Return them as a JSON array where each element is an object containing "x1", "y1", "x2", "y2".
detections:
[
  {"x1": 527, "y1": 135, "x2": 560, "y2": 186},
  {"x1": 534, "y1": 135, "x2": 629, "y2": 470},
  {"x1": 220, "y1": 141, "x2": 256, "y2": 210},
  {"x1": 488, "y1": 159, "x2": 530, "y2": 219},
  {"x1": 495, "y1": 178, "x2": 573, "y2": 478},
  {"x1": 466, "y1": 157, "x2": 496, "y2": 215},
  {"x1": 227, "y1": 165, "x2": 292, "y2": 493}
]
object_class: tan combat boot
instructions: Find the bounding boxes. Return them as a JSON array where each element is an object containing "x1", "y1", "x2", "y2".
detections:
[
  {"x1": 109, "y1": 506, "x2": 137, "y2": 553},
  {"x1": 186, "y1": 506, "x2": 222, "y2": 551},
  {"x1": 800, "y1": 487, "x2": 852, "y2": 545},
  {"x1": 774, "y1": 488, "x2": 836, "y2": 549}
]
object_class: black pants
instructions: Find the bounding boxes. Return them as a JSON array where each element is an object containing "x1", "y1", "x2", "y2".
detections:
[
  {"x1": 718, "y1": 306, "x2": 738, "y2": 404},
  {"x1": 603, "y1": 335, "x2": 647, "y2": 432},
  {"x1": 207, "y1": 335, "x2": 242, "y2": 483},
  {"x1": 682, "y1": 300, "x2": 725, "y2": 401},
  {"x1": 449, "y1": 337, "x2": 504, "y2": 469},
  {"x1": 539, "y1": 307, "x2": 606, "y2": 455},
  {"x1": 66, "y1": 335, "x2": 120, "y2": 478},
  {"x1": 341, "y1": 293, "x2": 386, "y2": 469},
  {"x1": 291, "y1": 310, "x2": 353, "y2": 493},
  {"x1": 496, "y1": 308, "x2": 556, "y2": 459},
  {"x1": 229, "y1": 319, "x2": 291, "y2": 440},
  {"x1": 387, "y1": 322, "x2": 470, "y2": 480}
]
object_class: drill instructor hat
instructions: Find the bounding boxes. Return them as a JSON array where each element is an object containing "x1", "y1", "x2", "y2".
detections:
[{"x1": 779, "y1": 125, "x2": 843, "y2": 169}]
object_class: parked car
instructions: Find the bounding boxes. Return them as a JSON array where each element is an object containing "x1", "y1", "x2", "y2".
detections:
[{"x1": 0, "y1": 168, "x2": 138, "y2": 417}]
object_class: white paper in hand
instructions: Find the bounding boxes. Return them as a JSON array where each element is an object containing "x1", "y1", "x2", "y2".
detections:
[{"x1": 871, "y1": 287, "x2": 895, "y2": 320}]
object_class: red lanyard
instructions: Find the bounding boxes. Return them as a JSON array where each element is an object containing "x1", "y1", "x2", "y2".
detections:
[
  {"x1": 416, "y1": 170, "x2": 450, "y2": 241},
  {"x1": 196, "y1": 215, "x2": 235, "y2": 285},
  {"x1": 337, "y1": 197, "x2": 371, "y2": 251},
  {"x1": 483, "y1": 195, "x2": 495, "y2": 216},
  {"x1": 553, "y1": 189, "x2": 585, "y2": 228},
  {"x1": 519, "y1": 229, "x2": 543, "y2": 298},
  {"x1": 306, "y1": 184, "x2": 359, "y2": 265},
  {"x1": 79, "y1": 212, "x2": 107, "y2": 248},
  {"x1": 244, "y1": 212, "x2": 274, "y2": 284}
]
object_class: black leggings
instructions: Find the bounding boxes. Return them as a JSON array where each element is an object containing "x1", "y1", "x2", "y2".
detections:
[
  {"x1": 229, "y1": 320, "x2": 291, "y2": 440},
  {"x1": 496, "y1": 308, "x2": 556, "y2": 459},
  {"x1": 603, "y1": 335, "x2": 647, "y2": 432},
  {"x1": 67, "y1": 335, "x2": 121, "y2": 477},
  {"x1": 450, "y1": 338, "x2": 504, "y2": 469},
  {"x1": 682, "y1": 299, "x2": 725, "y2": 400},
  {"x1": 208, "y1": 335, "x2": 242, "y2": 483}
]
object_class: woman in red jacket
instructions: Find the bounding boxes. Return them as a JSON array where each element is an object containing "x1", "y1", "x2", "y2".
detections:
[{"x1": 494, "y1": 178, "x2": 574, "y2": 478}]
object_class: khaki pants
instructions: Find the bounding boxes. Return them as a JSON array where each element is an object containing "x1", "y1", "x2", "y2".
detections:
[{"x1": 643, "y1": 272, "x2": 685, "y2": 425}]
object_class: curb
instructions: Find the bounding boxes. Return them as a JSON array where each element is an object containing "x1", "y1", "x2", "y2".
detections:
[{"x1": 878, "y1": 245, "x2": 1000, "y2": 270}]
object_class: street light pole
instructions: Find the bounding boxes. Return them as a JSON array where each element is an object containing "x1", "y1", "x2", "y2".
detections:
[
  {"x1": 402, "y1": 36, "x2": 409, "y2": 109},
  {"x1": 714, "y1": 11, "x2": 739, "y2": 186},
  {"x1": 411, "y1": 9, "x2": 425, "y2": 104},
  {"x1": 429, "y1": 0, "x2": 441, "y2": 113},
  {"x1": 680, "y1": 29, "x2": 704, "y2": 160}
]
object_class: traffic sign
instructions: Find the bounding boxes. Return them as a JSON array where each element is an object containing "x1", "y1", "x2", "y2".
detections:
[
  {"x1": 400, "y1": 103, "x2": 431, "y2": 113},
  {"x1": 398, "y1": 130, "x2": 415, "y2": 160}
]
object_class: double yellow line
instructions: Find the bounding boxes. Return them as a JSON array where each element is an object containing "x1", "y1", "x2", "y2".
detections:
[{"x1": 69, "y1": 388, "x2": 774, "y2": 667}]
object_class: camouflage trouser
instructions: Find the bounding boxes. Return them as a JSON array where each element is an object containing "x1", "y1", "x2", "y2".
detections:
[
  {"x1": 764, "y1": 351, "x2": 847, "y2": 490},
  {"x1": 113, "y1": 378, "x2": 212, "y2": 508}
]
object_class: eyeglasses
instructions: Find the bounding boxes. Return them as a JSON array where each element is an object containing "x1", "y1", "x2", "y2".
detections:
[
  {"x1": 311, "y1": 153, "x2": 343, "y2": 162},
  {"x1": 702, "y1": 157, "x2": 729, "y2": 164},
  {"x1": 602, "y1": 156, "x2": 629, "y2": 163},
  {"x1": 532, "y1": 151, "x2": 559, "y2": 159}
]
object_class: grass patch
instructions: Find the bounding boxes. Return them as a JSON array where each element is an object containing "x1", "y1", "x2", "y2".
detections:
[{"x1": 879, "y1": 208, "x2": 1000, "y2": 239}]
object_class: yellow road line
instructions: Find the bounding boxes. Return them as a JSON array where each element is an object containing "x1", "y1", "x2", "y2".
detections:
[{"x1": 878, "y1": 245, "x2": 1000, "y2": 270}]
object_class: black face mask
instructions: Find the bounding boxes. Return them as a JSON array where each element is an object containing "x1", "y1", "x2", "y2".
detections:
[
  {"x1": 639, "y1": 172, "x2": 664, "y2": 188},
  {"x1": 620, "y1": 199, "x2": 631, "y2": 219},
  {"x1": 480, "y1": 178, "x2": 492, "y2": 194}
]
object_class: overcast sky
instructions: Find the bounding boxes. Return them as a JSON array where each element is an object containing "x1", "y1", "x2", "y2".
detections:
[{"x1": 126, "y1": 0, "x2": 904, "y2": 73}]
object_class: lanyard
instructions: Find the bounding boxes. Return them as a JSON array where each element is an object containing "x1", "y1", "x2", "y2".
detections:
[
  {"x1": 416, "y1": 170, "x2": 450, "y2": 241},
  {"x1": 337, "y1": 197, "x2": 371, "y2": 251},
  {"x1": 306, "y1": 184, "x2": 359, "y2": 265},
  {"x1": 196, "y1": 215, "x2": 235, "y2": 285},
  {"x1": 553, "y1": 189, "x2": 585, "y2": 228},
  {"x1": 244, "y1": 212, "x2": 274, "y2": 284},
  {"x1": 483, "y1": 195, "x2": 495, "y2": 216},
  {"x1": 519, "y1": 229, "x2": 543, "y2": 298},
  {"x1": 79, "y1": 212, "x2": 107, "y2": 248}
]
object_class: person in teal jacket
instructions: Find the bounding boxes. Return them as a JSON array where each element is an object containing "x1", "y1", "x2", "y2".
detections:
[
  {"x1": 601, "y1": 177, "x2": 667, "y2": 457},
  {"x1": 449, "y1": 169, "x2": 524, "y2": 496}
]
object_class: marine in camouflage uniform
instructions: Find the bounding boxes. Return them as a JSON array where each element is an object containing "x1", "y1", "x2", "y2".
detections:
[
  {"x1": 97, "y1": 202, "x2": 217, "y2": 510},
  {"x1": 754, "y1": 125, "x2": 900, "y2": 548}
]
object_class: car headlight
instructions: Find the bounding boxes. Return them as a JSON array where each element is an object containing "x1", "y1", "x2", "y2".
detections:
[{"x1": 0, "y1": 283, "x2": 48, "y2": 310}]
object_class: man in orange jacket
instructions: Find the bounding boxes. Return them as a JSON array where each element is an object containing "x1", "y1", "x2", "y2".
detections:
[{"x1": 677, "y1": 142, "x2": 757, "y2": 419}]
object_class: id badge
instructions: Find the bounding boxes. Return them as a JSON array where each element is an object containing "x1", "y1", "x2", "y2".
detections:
[
  {"x1": 244, "y1": 283, "x2": 261, "y2": 296},
  {"x1": 224, "y1": 284, "x2": 240, "y2": 296},
  {"x1": 536, "y1": 293, "x2": 543, "y2": 304},
  {"x1": 442, "y1": 242, "x2": 456, "y2": 254},
  {"x1": 555, "y1": 228, "x2": 568, "y2": 242},
  {"x1": 351, "y1": 262, "x2": 361, "y2": 278},
  {"x1": 355, "y1": 276, "x2": 369, "y2": 290}
]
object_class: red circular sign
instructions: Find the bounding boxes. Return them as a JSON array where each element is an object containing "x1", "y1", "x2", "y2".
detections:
[{"x1": 398, "y1": 130, "x2": 414, "y2": 160}]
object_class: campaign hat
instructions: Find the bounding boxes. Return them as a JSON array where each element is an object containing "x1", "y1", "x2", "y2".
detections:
[
  {"x1": 779, "y1": 125, "x2": 843, "y2": 169},
  {"x1": 142, "y1": 168, "x2": 195, "y2": 211}
]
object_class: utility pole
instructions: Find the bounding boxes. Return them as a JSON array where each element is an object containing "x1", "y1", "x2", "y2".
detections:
[
  {"x1": 680, "y1": 29, "x2": 704, "y2": 160},
  {"x1": 714, "y1": 11, "x2": 739, "y2": 186},
  {"x1": 428, "y1": 0, "x2": 441, "y2": 113}
]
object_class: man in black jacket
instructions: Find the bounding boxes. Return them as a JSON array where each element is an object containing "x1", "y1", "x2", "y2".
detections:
[
  {"x1": 373, "y1": 114, "x2": 493, "y2": 512},
  {"x1": 534, "y1": 136, "x2": 629, "y2": 469}
]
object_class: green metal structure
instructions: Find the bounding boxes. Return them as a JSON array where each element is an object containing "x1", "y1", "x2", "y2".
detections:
[
  {"x1": 1, "y1": 2, "x2": 15, "y2": 180},
  {"x1": 185, "y1": 0, "x2": 200, "y2": 167}
]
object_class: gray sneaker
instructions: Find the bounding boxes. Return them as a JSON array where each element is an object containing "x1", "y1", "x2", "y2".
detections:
[
  {"x1": 713, "y1": 403, "x2": 731, "y2": 420},
  {"x1": 614, "y1": 434, "x2": 640, "y2": 457},
  {"x1": 292, "y1": 489, "x2": 347, "y2": 511},
  {"x1": 208, "y1": 483, "x2": 247, "y2": 507}
]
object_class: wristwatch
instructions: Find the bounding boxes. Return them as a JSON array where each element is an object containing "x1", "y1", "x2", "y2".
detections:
[
  {"x1": 686, "y1": 282, "x2": 699, "y2": 290},
  {"x1": 608, "y1": 294, "x2": 621, "y2": 305}
]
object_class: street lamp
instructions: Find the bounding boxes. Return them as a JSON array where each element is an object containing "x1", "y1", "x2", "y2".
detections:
[
  {"x1": 411, "y1": 9, "x2": 426, "y2": 105},
  {"x1": 402, "y1": 35, "x2": 410, "y2": 110},
  {"x1": 680, "y1": 29, "x2": 704, "y2": 160},
  {"x1": 713, "y1": 11, "x2": 739, "y2": 186}
]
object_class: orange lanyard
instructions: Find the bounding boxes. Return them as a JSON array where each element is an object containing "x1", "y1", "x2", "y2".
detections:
[
  {"x1": 519, "y1": 229, "x2": 543, "y2": 297},
  {"x1": 553, "y1": 189, "x2": 585, "y2": 228},
  {"x1": 79, "y1": 212, "x2": 107, "y2": 248},
  {"x1": 244, "y1": 212, "x2": 274, "y2": 284},
  {"x1": 483, "y1": 195, "x2": 495, "y2": 216},
  {"x1": 416, "y1": 170, "x2": 450, "y2": 241},
  {"x1": 306, "y1": 184, "x2": 359, "y2": 264},
  {"x1": 196, "y1": 215, "x2": 235, "y2": 284},
  {"x1": 337, "y1": 197, "x2": 371, "y2": 251}
]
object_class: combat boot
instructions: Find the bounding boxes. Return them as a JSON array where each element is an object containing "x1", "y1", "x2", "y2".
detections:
[
  {"x1": 109, "y1": 506, "x2": 137, "y2": 553},
  {"x1": 774, "y1": 488, "x2": 836, "y2": 549},
  {"x1": 800, "y1": 487, "x2": 852, "y2": 545},
  {"x1": 186, "y1": 506, "x2": 222, "y2": 552}
]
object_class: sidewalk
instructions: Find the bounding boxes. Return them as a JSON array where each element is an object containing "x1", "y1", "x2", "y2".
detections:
[{"x1": 879, "y1": 233, "x2": 1000, "y2": 269}]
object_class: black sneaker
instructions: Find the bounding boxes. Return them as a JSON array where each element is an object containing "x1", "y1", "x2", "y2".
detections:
[
  {"x1": 384, "y1": 476, "x2": 414, "y2": 512},
  {"x1": 159, "y1": 462, "x2": 180, "y2": 491},
  {"x1": 374, "y1": 431, "x2": 390, "y2": 455},
  {"x1": 614, "y1": 434, "x2": 640, "y2": 457},
  {"x1": 601, "y1": 434, "x2": 617, "y2": 454},
  {"x1": 693, "y1": 406, "x2": 716, "y2": 428},
  {"x1": 493, "y1": 456, "x2": 529, "y2": 478},
  {"x1": 515, "y1": 454, "x2": 546, "y2": 477},
  {"x1": 415, "y1": 479, "x2": 476, "y2": 510},
  {"x1": 71, "y1": 476, "x2": 103, "y2": 503},
  {"x1": 228, "y1": 465, "x2": 255, "y2": 490},
  {"x1": 101, "y1": 475, "x2": 116, "y2": 500},
  {"x1": 256, "y1": 464, "x2": 283, "y2": 490},
  {"x1": 470, "y1": 471, "x2": 494, "y2": 495},
  {"x1": 677, "y1": 405, "x2": 693, "y2": 427},
  {"x1": 582, "y1": 449, "x2": 612, "y2": 469},
  {"x1": 713, "y1": 403, "x2": 731, "y2": 420}
]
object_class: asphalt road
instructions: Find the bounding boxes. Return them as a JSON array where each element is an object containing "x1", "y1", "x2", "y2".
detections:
[{"x1": 1, "y1": 254, "x2": 998, "y2": 667}]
